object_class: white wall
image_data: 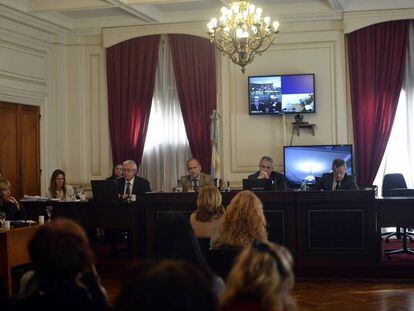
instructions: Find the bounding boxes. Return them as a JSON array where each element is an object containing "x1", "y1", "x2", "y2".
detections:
[
  {"x1": 0, "y1": 5, "x2": 112, "y2": 195},
  {"x1": 1, "y1": 5, "x2": 413, "y2": 192}
]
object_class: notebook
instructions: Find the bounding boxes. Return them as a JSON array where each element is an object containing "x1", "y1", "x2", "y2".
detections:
[
  {"x1": 242, "y1": 178, "x2": 275, "y2": 191},
  {"x1": 91, "y1": 180, "x2": 120, "y2": 203}
]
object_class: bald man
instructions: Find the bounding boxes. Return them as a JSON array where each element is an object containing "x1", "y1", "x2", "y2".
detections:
[{"x1": 179, "y1": 158, "x2": 212, "y2": 192}]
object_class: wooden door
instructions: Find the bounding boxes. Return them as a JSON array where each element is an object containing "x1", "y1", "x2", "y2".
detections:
[
  {"x1": 0, "y1": 102, "x2": 40, "y2": 199},
  {"x1": 20, "y1": 105, "x2": 40, "y2": 196}
]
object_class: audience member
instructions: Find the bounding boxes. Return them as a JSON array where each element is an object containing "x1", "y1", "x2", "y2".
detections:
[
  {"x1": 211, "y1": 190, "x2": 267, "y2": 249},
  {"x1": 48, "y1": 169, "x2": 75, "y2": 201},
  {"x1": 154, "y1": 214, "x2": 225, "y2": 296},
  {"x1": 180, "y1": 158, "x2": 212, "y2": 192},
  {"x1": 114, "y1": 260, "x2": 218, "y2": 311},
  {"x1": 191, "y1": 185, "x2": 225, "y2": 238},
  {"x1": 248, "y1": 156, "x2": 287, "y2": 191},
  {"x1": 221, "y1": 241, "x2": 297, "y2": 311},
  {"x1": 316, "y1": 159, "x2": 359, "y2": 191},
  {"x1": 106, "y1": 163, "x2": 123, "y2": 180},
  {"x1": 117, "y1": 160, "x2": 151, "y2": 199},
  {"x1": 14, "y1": 218, "x2": 108, "y2": 311},
  {"x1": 0, "y1": 177, "x2": 20, "y2": 220}
]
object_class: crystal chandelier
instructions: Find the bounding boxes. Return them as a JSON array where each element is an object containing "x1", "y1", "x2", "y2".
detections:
[{"x1": 207, "y1": 0, "x2": 279, "y2": 73}]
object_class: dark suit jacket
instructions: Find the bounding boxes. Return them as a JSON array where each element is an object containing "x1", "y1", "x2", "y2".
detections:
[
  {"x1": 0, "y1": 201, "x2": 20, "y2": 220},
  {"x1": 248, "y1": 171, "x2": 287, "y2": 191},
  {"x1": 250, "y1": 102, "x2": 266, "y2": 113},
  {"x1": 316, "y1": 173, "x2": 359, "y2": 191},
  {"x1": 117, "y1": 176, "x2": 151, "y2": 196},
  {"x1": 179, "y1": 173, "x2": 212, "y2": 192}
]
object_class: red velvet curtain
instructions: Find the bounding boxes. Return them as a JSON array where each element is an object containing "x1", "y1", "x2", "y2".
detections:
[
  {"x1": 106, "y1": 35, "x2": 161, "y2": 166},
  {"x1": 169, "y1": 34, "x2": 217, "y2": 173},
  {"x1": 347, "y1": 20, "x2": 409, "y2": 185}
]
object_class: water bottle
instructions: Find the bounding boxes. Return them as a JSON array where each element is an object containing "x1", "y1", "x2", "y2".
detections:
[
  {"x1": 226, "y1": 181, "x2": 231, "y2": 192},
  {"x1": 300, "y1": 180, "x2": 308, "y2": 191},
  {"x1": 176, "y1": 180, "x2": 183, "y2": 192}
]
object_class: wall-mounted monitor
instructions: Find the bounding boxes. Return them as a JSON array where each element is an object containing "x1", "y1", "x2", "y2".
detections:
[
  {"x1": 283, "y1": 144, "x2": 353, "y2": 187},
  {"x1": 248, "y1": 74, "x2": 315, "y2": 115}
]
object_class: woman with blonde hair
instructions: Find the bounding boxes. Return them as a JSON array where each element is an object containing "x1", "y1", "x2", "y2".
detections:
[
  {"x1": 190, "y1": 185, "x2": 225, "y2": 238},
  {"x1": 221, "y1": 241, "x2": 297, "y2": 311},
  {"x1": 211, "y1": 190, "x2": 267, "y2": 249},
  {"x1": 0, "y1": 177, "x2": 20, "y2": 220},
  {"x1": 48, "y1": 169, "x2": 75, "y2": 201}
]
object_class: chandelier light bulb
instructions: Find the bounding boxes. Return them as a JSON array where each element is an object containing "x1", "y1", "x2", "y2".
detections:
[{"x1": 207, "y1": 0, "x2": 280, "y2": 73}]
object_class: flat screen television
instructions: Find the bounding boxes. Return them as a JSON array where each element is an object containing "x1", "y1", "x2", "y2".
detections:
[
  {"x1": 283, "y1": 144, "x2": 353, "y2": 187},
  {"x1": 248, "y1": 74, "x2": 315, "y2": 115}
]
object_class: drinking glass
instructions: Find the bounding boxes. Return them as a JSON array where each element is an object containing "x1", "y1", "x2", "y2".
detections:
[
  {"x1": 45, "y1": 206, "x2": 53, "y2": 222},
  {"x1": 0, "y1": 212, "x2": 5, "y2": 228}
]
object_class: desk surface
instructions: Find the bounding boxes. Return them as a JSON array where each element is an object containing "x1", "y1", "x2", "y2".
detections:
[{"x1": 0, "y1": 225, "x2": 38, "y2": 297}]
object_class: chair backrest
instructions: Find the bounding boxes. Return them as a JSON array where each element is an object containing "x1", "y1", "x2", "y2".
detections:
[
  {"x1": 197, "y1": 238, "x2": 211, "y2": 259},
  {"x1": 382, "y1": 173, "x2": 407, "y2": 197},
  {"x1": 388, "y1": 188, "x2": 414, "y2": 197},
  {"x1": 206, "y1": 247, "x2": 240, "y2": 281}
]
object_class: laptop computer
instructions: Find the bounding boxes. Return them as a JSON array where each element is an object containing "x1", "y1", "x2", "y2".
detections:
[
  {"x1": 91, "y1": 180, "x2": 120, "y2": 203},
  {"x1": 242, "y1": 178, "x2": 275, "y2": 191}
]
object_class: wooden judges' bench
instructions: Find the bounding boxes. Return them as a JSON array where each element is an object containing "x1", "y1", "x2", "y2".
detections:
[{"x1": 21, "y1": 191, "x2": 380, "y2": 270}]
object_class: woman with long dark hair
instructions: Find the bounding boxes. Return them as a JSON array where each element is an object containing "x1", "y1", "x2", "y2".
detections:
[
  {"x1": 106, "y1": 164, "x2": 123, "y2": 180},
  {"x1": 48, "y1": 169, "x2": 74, "y2": 201}
]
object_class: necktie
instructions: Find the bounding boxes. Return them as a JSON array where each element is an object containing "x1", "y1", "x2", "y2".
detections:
[
  {"x1": 126, "y1": 182, "x2": 131, "y2": 196},
  {"x1": 192, "y1": 179, "x2": 198, "y2": 191},
  {"x1": 335, "y1": 182, "x2": 340, "y2": 191}
]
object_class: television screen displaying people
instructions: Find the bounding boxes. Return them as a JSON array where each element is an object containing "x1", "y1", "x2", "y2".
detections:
[
  {"x1": 248, "y1": 74, "x2": 315, "y2": 115},
  {"x1": 283, "y1": 144, "x2": 353, "y2": 187}
]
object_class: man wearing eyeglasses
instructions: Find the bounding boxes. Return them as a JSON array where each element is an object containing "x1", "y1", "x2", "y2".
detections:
[
  {"x1": 316, "y1": 159, "x2": 358, "y2": 191},
  {"x1": 117, "y1": 160, "x2": 151, "y2": 199}
]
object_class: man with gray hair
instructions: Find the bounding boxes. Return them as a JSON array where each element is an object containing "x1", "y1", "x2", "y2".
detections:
[
  {"x1": 248, "y1": 156, "x2": 287, "y2": 191},
  {"x1": 117, "y1": 160, "x2": 151, "y2": 198}
]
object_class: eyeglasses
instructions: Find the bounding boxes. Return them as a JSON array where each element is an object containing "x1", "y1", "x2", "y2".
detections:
[{"x1": 122, "y1": 169, "x2": 136, "y2": 173}]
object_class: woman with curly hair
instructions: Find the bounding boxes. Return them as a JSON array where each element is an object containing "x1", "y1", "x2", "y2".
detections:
[
  {"x1": 211, "y1": 190, "x2": 267, "y2": 249},
  {"x1": 190, "y1": 185, "x2": 225, "y2": 238},
  {"x1": 220, "y1": 241, "x2": 297, "y2": 311}
]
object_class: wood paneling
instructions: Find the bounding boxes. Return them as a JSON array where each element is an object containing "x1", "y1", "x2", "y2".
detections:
[
  {"x1": 21, "y1": 105, "x2": 40, "y2": 195},
  {"x1": 0, "y1": 102, "x2": 40, "y2": 198}
]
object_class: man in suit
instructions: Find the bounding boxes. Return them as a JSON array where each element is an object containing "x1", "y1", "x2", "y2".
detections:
[
  {"x1": 316, "y1": 159, "x2": 358, "y2": 191},
  {"x1": 117, "y1": 160, "x2": 151, "y2": 199},
  {"x1": 250, "y1": 98, "x2": 266, "y2": 113},
  {"x1": 180, "y1": 158, "x2": 212, "y2": 192},
  {"x1": 248, "y1": 156, "x2": 287, "y2": 191}
]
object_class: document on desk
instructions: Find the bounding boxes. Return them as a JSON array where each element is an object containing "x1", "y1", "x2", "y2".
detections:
[{"x1": 21, "y1": 195, "x2": 51, "y2": 202}]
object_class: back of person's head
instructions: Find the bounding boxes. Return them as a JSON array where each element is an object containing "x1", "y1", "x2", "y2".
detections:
[
  {"x1": 221, "y1": 241, "x2": 296, "y2": 311},
  {"x1": 155, "y1": 214, "x2": 208, "y2": 271},
  {"x1": 196, "y1": 185, "x2": 225, "y2": 222},
  {"x1": 28, "y1": 218, "x2": 93, "y2": 280},
  {"x1": 222, "y1": 190, "x2": 267, "y2": 247},
  {"x1": 114, "y1": 259, "x2": 218, "y2": 311}
]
